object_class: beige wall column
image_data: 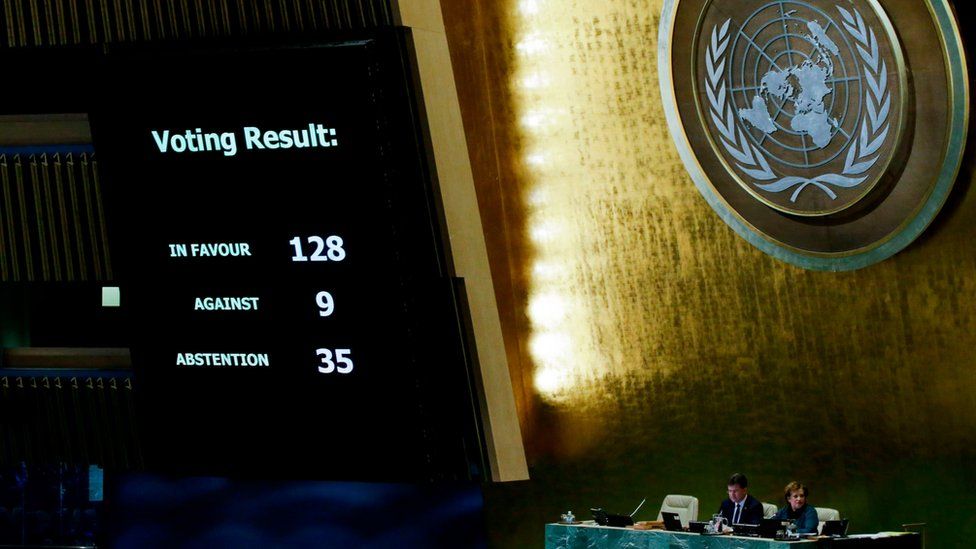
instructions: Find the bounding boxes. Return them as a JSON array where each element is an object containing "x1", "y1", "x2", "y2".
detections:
[{"x1": 394, "y1": 0, "x2": 529, "y2": 482}]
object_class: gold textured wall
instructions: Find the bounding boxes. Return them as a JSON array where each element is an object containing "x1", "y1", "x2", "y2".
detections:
[{"x1": 441, "y1": 0, "x2": 976, "y2": 547}]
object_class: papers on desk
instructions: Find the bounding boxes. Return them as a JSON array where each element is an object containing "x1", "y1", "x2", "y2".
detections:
[{"x1": 847, "y1": 532, "x2": 912, "y2": 539}]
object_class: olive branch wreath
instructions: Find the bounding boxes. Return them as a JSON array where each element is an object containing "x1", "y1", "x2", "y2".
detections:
[{"x1": 704, "y1": 6, "x2": 890, "y2": 203}]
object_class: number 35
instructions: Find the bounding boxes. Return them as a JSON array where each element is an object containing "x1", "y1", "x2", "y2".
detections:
[{"x1": 317, "y1": 348, "x2": 353, "y2": 374}]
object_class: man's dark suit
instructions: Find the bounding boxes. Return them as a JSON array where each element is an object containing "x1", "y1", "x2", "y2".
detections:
[{"x1": 718, "y1": 494, "x2": 764, "y2": 525}]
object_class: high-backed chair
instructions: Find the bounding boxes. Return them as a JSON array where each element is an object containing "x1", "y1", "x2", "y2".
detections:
[
  {"x1": 762, "y1": 502, "x2": 778, "y2": 519},
  {"x1": 816, "y1": 507, "x2": 841, "y2": 534},
  {"x1": 656, "y1": 494, "x2": 699, "y2": 528}
]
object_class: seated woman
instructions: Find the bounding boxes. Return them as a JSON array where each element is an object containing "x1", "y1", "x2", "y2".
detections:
[{"x1": 773, "y1": 481, "x2": 819, "y2": 534}]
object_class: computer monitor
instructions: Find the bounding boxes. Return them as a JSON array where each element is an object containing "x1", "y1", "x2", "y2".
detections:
[
  {"x1": 821, "y1": 519, "x2": 850, "y2": 537},
  {"x1": 661, "y1": 511, "x2": 684, "y2": 532},
  {"x1": 590, "y1": 508, "x2": 634, "y2": 527},
  {"x1": 759, "y1": 518, "x2": 788, "y2": 538}
]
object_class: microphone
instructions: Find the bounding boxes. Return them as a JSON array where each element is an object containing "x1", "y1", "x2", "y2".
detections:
[{"x1": 630, "y1": 497, "x2": 647, "y2": 518}]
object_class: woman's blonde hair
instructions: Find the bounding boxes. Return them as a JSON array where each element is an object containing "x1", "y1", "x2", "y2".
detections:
[{"x1": 784, "y1": 481, "x2": 808, "y2": 502}]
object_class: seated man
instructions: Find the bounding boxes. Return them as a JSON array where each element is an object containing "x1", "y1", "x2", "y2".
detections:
[{"x1": 719, "y1": 473, "x2": 764, "y2": 526}]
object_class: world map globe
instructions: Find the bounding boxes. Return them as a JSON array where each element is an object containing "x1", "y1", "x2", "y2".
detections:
[{"x1": 728, "y1": 2, "x2": 861, "y2": 170}]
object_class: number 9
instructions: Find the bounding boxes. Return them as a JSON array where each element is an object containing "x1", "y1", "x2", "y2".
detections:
[{"x1": 316, "y1": 291, "x2": 334, "y2": 317}]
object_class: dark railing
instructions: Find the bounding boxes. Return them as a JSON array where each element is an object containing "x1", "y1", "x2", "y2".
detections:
[
  {"x1": 0, "y1": 154, "x2": 107, "y2": 282},
  {"x1": 0, "y1": 349, "x2": 136, "y2": 468},
  {"x1": 0, "y1": 0, "x2": 399, "y2": 47}
]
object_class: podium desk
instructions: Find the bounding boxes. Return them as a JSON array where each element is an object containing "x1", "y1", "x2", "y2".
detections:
[
  {"x1": 545, "y1": 524, "x2": 921, "y2": 549},
  {"x1": 817, "y1": 535, "x2": 920, "y2": 548},
  {"x1": 546, "y1": 523, "x2": 816, "y2": 549}
]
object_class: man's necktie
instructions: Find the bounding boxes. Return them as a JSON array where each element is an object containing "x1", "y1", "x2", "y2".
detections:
[{"x1": 733, "y1": 503, "x2": 741, "y2": 524}]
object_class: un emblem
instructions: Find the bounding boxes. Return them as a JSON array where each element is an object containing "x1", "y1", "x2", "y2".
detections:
[
  {"x1": 660, "y1": 0, "x2": 967, "y2": 269},
  {"x1": 704, "y1": 2, "x2": 903, "y2": 215}
]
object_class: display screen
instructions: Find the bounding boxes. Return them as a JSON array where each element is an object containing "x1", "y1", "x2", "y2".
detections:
[{"x1": 87, "y1": 33, "x2": 483, "y2": 480}]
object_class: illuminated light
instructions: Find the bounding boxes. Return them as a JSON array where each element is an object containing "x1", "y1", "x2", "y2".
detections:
[
  {"x1": 534, "y1": 367, "x2": 568, "y2": 394},
  {"x1": 513, "y1": 2, "x2": 644, "y2": 405},
  {"x1": 526, "y1": 187, "x2": 548, "y2": 206},
  {"x1": 528, "y1": 220, "x2": 561, "y2": 243},
  {"x1": 529, "y1": 331, "x2": 571, "y2": 357},
  {"x1": 528, "y1": 293, "x2": 568, "y2": 328},
  {"x1": 516, "y1": 35, "x2": 548, "y2": 55},
  {"x1": 520, "y1": 112, "x2": 547, "y2": 129},
  {"x1": 519, "y1": 0, "x2": 541, "y2": 15},
  {"x1": 532, "y1": 261, "x2": 564, "y2": 280},
  {"x1": 521, "y1": 72, "x2": 550, "y2": 89},
  {"x1": 101, "y1": 286, "x2": 121, "y2": 307}
]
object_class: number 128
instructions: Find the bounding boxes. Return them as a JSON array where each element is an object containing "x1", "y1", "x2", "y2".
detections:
[{"x1": 290, "y1": 236, "x2": 346, "y2": 262}]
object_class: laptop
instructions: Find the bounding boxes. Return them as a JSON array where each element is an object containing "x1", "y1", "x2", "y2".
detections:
[
  {"x1": 821, "y1": 519, "x2": 849, "y2": 537},
  {"x1": 661, "y1": 511, "x2": 684, "y2": 532},
  {"x1": 759, "y1": 518, "x2": 787, "y2": 538},
  {"x1": 591, "y1": 508, "x2": 630, "y2": 527},
  {"x1": 590, "y1": 498, "x2": 646, "y2": 528},
  {"x1": 688, "y1": 521, "x2": 708, "y2": 534}
]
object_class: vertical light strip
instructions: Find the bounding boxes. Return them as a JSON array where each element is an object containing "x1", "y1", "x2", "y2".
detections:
[
  {"x1": 512, "y1": 0, "x2": 670, "y2": 402},
  {"x1": 513, "y1": 0, "x2": 600, "y2": 401}
]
